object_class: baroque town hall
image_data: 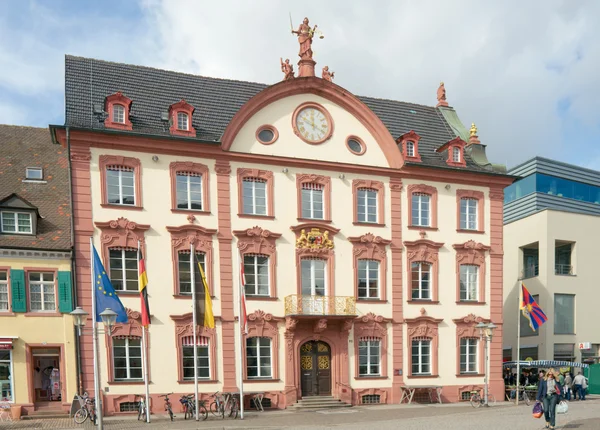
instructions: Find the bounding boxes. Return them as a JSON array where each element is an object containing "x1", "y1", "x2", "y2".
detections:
[{"x1": 50, "y1": 20, "x2": 511, "y2": 414}]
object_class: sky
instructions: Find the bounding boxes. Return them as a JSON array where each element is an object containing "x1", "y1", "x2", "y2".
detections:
[{"x1": 1, "y1": 0, "x2": 599, "y2": 169}]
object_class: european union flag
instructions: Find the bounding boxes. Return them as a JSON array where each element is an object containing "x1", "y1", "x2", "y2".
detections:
[{"x1": 92, "y1": 245, "x2": 128, "y2": 323}]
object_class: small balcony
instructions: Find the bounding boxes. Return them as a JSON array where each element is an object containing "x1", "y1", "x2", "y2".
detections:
[
  {"x1": 521, "y1": 264, "x2": 539, "y2": 279},
  {"x1": 555, "y1": 264, "x2": 573, "y2": 276},
  {"x1": 284, "y1": 294, "x2": 356, "y2": 317}
]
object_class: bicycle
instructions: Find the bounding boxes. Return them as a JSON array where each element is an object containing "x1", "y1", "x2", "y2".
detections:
[
  {"x1": 180, "y1": 394, "x2": 208, "y2": 421},
  {"x1": 136, "y1": 394, "x2": 147, "y2": 421},
  {"x1": 511, "y1": 387, "x2": 531, "y2": 406},
  {"x1": 470, "y1": 390, "x2": 496, "y2": 408},
  {"x1": 225, "y1": 393, "x2": 239, "y2": 419},
  {"x1": 159, "y1": 392, "x2": 175, "y2": 421},
  {"x1": 73, "y1": 392, "x2": 97, "y2": 424},
  {"x1": 209, "y1": 391, "x2": 225, "y2": 418}
]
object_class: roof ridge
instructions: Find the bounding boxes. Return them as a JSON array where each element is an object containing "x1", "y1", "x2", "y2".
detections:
[
  {"x1": 0, "y1": 124, "x2": 48, "y2": 131},
  {"x1": 357, "y1": 94, "x2": 440, "y2": 110}
]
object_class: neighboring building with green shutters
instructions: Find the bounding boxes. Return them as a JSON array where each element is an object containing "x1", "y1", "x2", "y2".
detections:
[{"x1": 0, "y1": 125, "x2": 76, "y2": 416}]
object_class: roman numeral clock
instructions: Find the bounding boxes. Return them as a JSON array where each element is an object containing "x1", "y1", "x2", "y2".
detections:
[{"x1": 292, "y1": 102, "x2": 334, "y2": 145}]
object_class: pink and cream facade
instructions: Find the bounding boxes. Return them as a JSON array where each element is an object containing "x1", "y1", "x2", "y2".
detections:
[{"x1": 51, "y1": 55, "x2": 511, "y2": 414}]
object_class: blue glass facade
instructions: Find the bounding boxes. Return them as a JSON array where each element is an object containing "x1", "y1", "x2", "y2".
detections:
[{"x1": 505, "y1": 173, "x2": 600, "y2": 205}]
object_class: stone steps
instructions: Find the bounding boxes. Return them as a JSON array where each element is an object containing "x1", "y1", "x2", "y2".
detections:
[{"x1": 290, "y1": 396, "x2": 352, "y2": 411}]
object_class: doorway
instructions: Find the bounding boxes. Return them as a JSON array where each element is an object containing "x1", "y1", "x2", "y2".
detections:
[
  {"x1": 31, "y1": 348, "x2": 61, "y2": 404},
  {"x1": 300, "y1": 340, "x2": 331, "y2": 396}
]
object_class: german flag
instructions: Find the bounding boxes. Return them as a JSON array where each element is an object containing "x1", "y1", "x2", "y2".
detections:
[
  {"x1": 138, "y1": 250, "x2": 151, "y2": 327},
  {"x1": 194, "y1": 253, "x2": 215, "y2": 329}
]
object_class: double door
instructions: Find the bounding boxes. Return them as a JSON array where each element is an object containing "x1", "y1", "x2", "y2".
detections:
[{"x1": 300, "y1": 341, "x2": 331, "y2": 396}]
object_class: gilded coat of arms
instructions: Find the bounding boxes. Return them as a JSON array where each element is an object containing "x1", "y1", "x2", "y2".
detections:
[{"x1": 296, "y1": 228, "x2": 334, "y2": 250}]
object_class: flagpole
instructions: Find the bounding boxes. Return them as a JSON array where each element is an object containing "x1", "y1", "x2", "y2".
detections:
[
  {"x1": 516, "y1": 283, "x2": 521, "y2": 406},
  {"x1": 138, "y1": 240, "x2": 151, "y2": 423},
  {"x1": 237, "y1": 249, "x2": 245, "y2": 420},
  {"x1": 90, "y1": 237, "x2": 104, "y2": 430},
  {"x1": 190, "y1": 242, "x2": 200, "y2": 421}
]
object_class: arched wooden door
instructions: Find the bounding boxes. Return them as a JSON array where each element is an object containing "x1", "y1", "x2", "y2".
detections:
[{"x1": 300, "y1": 340, "x2": 331, "y2": 396}]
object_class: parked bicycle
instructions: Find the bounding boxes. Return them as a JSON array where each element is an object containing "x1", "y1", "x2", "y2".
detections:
[
  {"x1": 73, "y1": 392, "x2": 97, "y2": 424},
  {"x1": 209, "y1": 391, "x2": 225, "y2": 418},
  {"x1": 136, "y1": 394, "x2": 147, "y2": 421},
  {"x1": 510, "y1": 387, "x2": 531, "y2": 406},
  {"x1": 470, "y1": 390, "x2": 496, "y2": 408},
  {"x1": 159, "y1": 393, "x2": 174, "y2": 421},
  {"x1": 179, "y1": 394, "x2": 208, "y2": 421}
]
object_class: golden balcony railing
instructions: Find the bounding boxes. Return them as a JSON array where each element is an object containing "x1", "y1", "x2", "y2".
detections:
[{"x1": 284, "y1": 294, "x2": 356, "y2": 316}]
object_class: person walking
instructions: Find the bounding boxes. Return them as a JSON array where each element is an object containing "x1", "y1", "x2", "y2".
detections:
[
  {"x1": 564, "y1": 372, "x2": 572, "y2": 401},
  {"x1": 573, "y1": 371, "x2": 586, "y2": 401},
  {"x1": 537, "y1": 368, "x2": 562, "y2": 429}
]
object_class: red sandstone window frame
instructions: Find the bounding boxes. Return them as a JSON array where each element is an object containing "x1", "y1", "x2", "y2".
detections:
[
  {"x1": 169, "y1": 161, "x2": 210, "y2": 215},
  {"x1": 242, "y1": 310, "x2": 282, "y2": 382},
  {"x1": 453, "y1": 241, "x2": 491, "y2": 305},
  {"x1": 99, "y1": 155, "x2": 143, "y2": 210},
  {"x1": 436, "y1": 137, "x2": 467, "y2": 168},
  {"x1": 104, "y1": 92, "x2": 133, "y2": 131},
  {"x1": 456, "y1": 189, "x2": 485, "y2": 233},
  {"x1": 0, "y1": 267, "x2": 11, "y2": 314},
  {"x1": 24, "y1": 268, "x2": 59, "y2": 315},
  {"x1": 407, "y1": 184, "x2": 438, "y2": 230},
  {"x1": 453, "y1": 314, "x2": 488, "y2": 376},
  {"x1": 170, "y1": 313, "x2": 218, "y2": 383},
  {"x1": 405, "y1": 315, "x2": 443, "y2": 378},
  {"x1": 166, "y1": 224, "x2": 217, "y2": 298},
  {"x1": 349, "y1": 234, "x2": 390, "y2": 302},
  {"x1": 352, "y1": 179, "x2": 385, "y2": 226},
  {"x1": 237, "y1": 168, "x2": 275, "y2": 219},
  {"x1": 296, "y1": 174, "x2": 332, "y2": 222},
  {"x1": 397, "y1": 130, "x2": 422, "y2": 162},
  {"x1": 353, "y1": 313, "x2": 389, "y2": 380},
  {"x1": 404, "y1": 239, "x2": 443, "y2": 304},
  {"x1": 169, "y1": 100, "x2": 196, "y2": 137}
]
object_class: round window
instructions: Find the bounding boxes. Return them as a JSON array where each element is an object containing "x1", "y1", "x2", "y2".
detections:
[
  {"x1": 347, "y1": 138, "x2": 364, "y2": 155},
  {"x1": 256, "y1": 126, "x2": 278, "y2": 144}
]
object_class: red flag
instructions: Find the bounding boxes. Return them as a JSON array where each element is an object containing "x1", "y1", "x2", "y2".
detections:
[
  {"x1": 138, "y1": 251, "x2": 151, "y2": 327},
  {"x1": 240, "y1": 262, "x2": 248, "y2": 335}
]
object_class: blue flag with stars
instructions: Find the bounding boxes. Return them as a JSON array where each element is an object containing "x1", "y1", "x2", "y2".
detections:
[{"x1": 93, "y1": 245, "x2": 128, "y2": 323}]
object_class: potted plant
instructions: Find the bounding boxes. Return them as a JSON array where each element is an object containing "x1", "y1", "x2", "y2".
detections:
[{"x1": 10, "y1": 404, "x2": 22, "y2": 420}]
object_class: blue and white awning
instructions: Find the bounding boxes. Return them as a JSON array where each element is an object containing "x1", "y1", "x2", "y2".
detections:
[{"x1": 503, "y1": 360, "x2": 589, "y2": 369}]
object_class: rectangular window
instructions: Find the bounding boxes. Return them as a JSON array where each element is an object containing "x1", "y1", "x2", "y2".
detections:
[
  {"x1": 26, "y1": 167, "x2": 43, "y2": 180},
  {"x1": 28, "y1": 272, "x2": 55, "y2": 312},
  {"x1": 177, "y1": 112, "x2": 189, "y2": 130},
  {"x1": 522, "y1": 246, "x2": 539, "y2": 278},
  {"x1": 554, "y1": 294, "x2": 575, "y2": 334},
  {"x1": 243, "y1": 254, "x2": 269, "y2": 297},
  {"x1": 0, "y1": 272, "x2": 8, "y2": 311},
  {"x1": 106, "y1": 167, "x2": 135, "y2": 205},
  {"x1": 182, "y1": 339, "x2": 210, "y2": 380},
  {"x1": 555, "y1": 242, "x2": 573, "y2": 275},
  {"x1": 520, "y1": 294, "x2": 539, "y2": 337},
  {"x1": 0, "y1": 211, "x2": 32, "y2": 234},
  {"x1": 406, "y1": 142, "x2": 415, "y2": 157},
  {"x1": 246, "y1": 337, "x2": 272, "y2": 379},
  {"x1": 411, "y1": 262, "x2": 431, "y2": 300},
  {"x1": 553, "y1": 343, "x2": 575, "y2": 362},
  {"x1": 301, "y1": 259, "x2": 326, "y2": 296},
  {"x1": 242, "y1": 178, "x2": 267, "y2": 215},
  {"x1": 177, "y1": 251, "x2": 206, "y2": 295},
  {"x1": 358, "y1": 260, "x2": 379, "y2": 299},
  {"x1": 411, "y1": 194, "x2": 430, "y2": 226},
  {"x1": 0, "y1": 350, "x2": 13, "y2": 402},
  {"x1": 411, "y1": 339, "x2": 431, "y2": 375},
  {"x1": 453, "y1": 147, "x2": 461, "y2": 162},
  {"x1": 358, "y1": 339, "x2": 381, "y2": 376},
  {"x1": 109, "y1": 249, "x2": 138, "y2": 292},
  {"x1": 460, "y1": 338, "x2": 478, "y2": 374},
  {"x1": 460, "y1": 198, "x2": 478, "y2": 230},
  {"x1": 113, "y1": 105, "x2": 125, "y2": 124},
  {"x1": 459, "y1": 265, "x2": 479, "y2": 301},
  {"x1": 519, "y1": 346, "x2": 538, "y2": 361},
  {"x1": 176, "y1": 173, "x2": 202, "y2": 210},
  {"x1": 301, "y1": 183, "x2": 324, "y2": 219},
  {"x1": 113, "y1": 338, "x2": 143, "y2": 381},
  {"x1": 357, "y1": 188, "x2": 377, "y2": 223}
]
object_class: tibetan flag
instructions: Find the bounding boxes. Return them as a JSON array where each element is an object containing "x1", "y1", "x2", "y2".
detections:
[
  {"x1": 92, "y1": 245, "x2": 127, "y2": 323},
  {"x1": 194, "y1": 254, "x2": 215, "y2": 329},
  {"x1": 520, "y1": 283, "x2": 547, "y2": 331},
  {"x1": 138, "y1": 250, "x2": 151, "y2": 327},
  {"x1": 240, "y1": 261, "x2": 248, "y2": 335}
]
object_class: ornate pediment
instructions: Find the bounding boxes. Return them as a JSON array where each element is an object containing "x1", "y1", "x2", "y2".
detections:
[
  {"x1": 453, "y1": 240, "x2": 491, "y2": 265},
  {"x1": 404, "y1": 239, "x2": 444, "y2": 264},
  {"x1": 110, "y1": 307, "x2": 143, "y2": 338},
  {"x1": 233, "y1": 226, "x2": 281, "y2": 254},
  {"x1": 247, "y1": 309, "x2": 282, "y2": 337},
  {"x1": 348, "y1": 233, "x2": 391, "y2": 259},
  {"x1": 405, "y1": 315, "x2": 443, "y2": 339},
  {"x1": 354, "y1": 312, "x2": 389, "y2": 339}
]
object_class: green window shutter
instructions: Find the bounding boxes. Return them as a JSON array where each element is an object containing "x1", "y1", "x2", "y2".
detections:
[
  {"x1": 58, "y1": 271, "x2": 73, "y2": 313},
  {"x1": 10, "y1": 269, "x2": 26, "y2": 312}
]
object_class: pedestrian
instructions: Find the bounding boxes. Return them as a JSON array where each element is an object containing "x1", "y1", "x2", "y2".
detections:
[
  {"x1": 564, "y1": 372, "x2": 572, "y2": 401},
  {"x1": 558, "y1": 371, "x2": 565, "y2": 386},
  {"x1": 537, "y1": 368, "x2": 562, "y2": 430},
  {"x1": 573, "y1": 371, "x2": 586, "y2": 401}
]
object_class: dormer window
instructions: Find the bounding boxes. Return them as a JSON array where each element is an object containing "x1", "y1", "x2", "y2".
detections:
[
  {"x1": 397, "y1": 130, "x2": 422, "y2": 162},
  {"x1": 436, "y1": 136, "x2": 467, "y2": 167},
  {"x1": 406, "y1": 142, "x2": 415, "y2": 157},
  {"x1": 105, "y1": 92, "x2": 133, "y2": 131},
  {"x1": 1, "y1": 211, "x2": 32, "y2": 234},
  {"x1": 452, "y1": 147, "x2": 461, "y2": 163},
  {"x1": 177, "y1": 112, "x2": 189, "y2": 131},
  {"x1": 113, "y1": 105, "x2": 125, "y2": 124},
  {"x1": 26, "y1": 167, "x2": 43, "y2": 180},
  {"x1": 169, "y1": 100, "x2": 196, "y2": 137}
]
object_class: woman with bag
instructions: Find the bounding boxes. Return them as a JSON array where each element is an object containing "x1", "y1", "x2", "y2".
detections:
[{"x1": 536, "y1": 368, "x2": 562, "y2": 429}]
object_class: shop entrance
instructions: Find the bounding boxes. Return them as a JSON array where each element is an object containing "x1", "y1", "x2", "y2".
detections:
[{"x1": 31, "y1": 348, "x2": 61, "y2": 404}]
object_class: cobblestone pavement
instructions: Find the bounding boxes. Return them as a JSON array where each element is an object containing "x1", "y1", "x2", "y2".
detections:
[{"x1": 0, "y1": 399, "x2": 598, "y2": 430}]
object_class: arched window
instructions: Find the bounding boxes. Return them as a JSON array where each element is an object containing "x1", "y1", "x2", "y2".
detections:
[
  {"x1": 452, "y1": 147, "x2": 461, "y2": 163},
  {"x1": 177, "y1": 112, "x2": 189, "y2": 131},
  {"x1": 406, "y1": 141, "x2": 415, "y2": 157},
  {"x1": 113, "y1": 104, "x2": 125, "y2": 124}
]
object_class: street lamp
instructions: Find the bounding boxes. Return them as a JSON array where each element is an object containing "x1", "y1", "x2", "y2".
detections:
[
  {"x1": 99, "y1": 308, "x2": 118, "y2": 332},
  {"x1": 71, "y1": 307, "x2": 88, "y2": 336},
  {"x1": 476, "y1": 322, "x2": 497, "y2": 407}
]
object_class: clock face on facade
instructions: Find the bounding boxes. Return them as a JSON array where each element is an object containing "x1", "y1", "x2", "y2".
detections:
[{"x1": 293, "y1": 104, "x2": 333, "y2": 144}]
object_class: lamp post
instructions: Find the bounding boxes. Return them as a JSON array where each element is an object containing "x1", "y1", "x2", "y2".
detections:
[
  {"x1": 476, "y1": 321, "x2": 497, "y2": 407},
  {"x1": 71, "y1": 307, "x2": 118, "y2": 430}
]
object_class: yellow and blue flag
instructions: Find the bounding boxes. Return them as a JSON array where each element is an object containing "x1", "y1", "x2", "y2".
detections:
[
  {"x1": 93, "y1": 245, "x2": 128, "y2": 323},
  {"x1": 520, "y1": 283, "x2": 547, "y2": 331}
]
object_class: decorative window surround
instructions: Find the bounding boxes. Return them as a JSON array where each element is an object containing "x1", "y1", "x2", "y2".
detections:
[
  {"x1": 169, "y1": 100, "x2": 196, "y2": 137},
  {"x1": 353, "y1": 313, "x2": 389, "y2": 379},
  {"x1": 404, "y1": 237, "x2": 444, "y2": 303},
  {"x1": 296, "y1": 174, "x2": 332, "y2": 222},
  {"x1": 95, "y1": 218, "x2": 150, "y2": 282},
  {"x1": 349, "y1": 233, "x2": 391, "y2": 302},
  {"x1": 233, "y1": 226, "x2": 281, "y2": 299},
  {"x1": 105, "y1": 308, "x2": 150, "y2": 384},
  {"x1": 405, "y1": 314, "x2": 443, "y2": 378},
  {"x1": 242, "y1": 310, "x2": 282, "y2": 381},
  {"x1": 352, "y1": 180, "x2": 385, "y2": 226},
  {"x1": 237, "y1": 168, "x2": 275, "y2": 219},
  {"x1": 453, "y1": 314, "x2": 488, "y2": 376},
  {"x1": 453, "y1": 241, "x2": 491, "y2": 305},
  {"x1": 169, "y1": 161, "x2": 210, "y2": 214},
  {"x1": 407, "y1": 184, "x2": 438, "y2": 230},
  {"x1": 99, "y1": 155, "x2": 142, "y2": 209},
  {"x1": 170, "y1": 313, "x2": 218, "y2": 383},
  {"x1": 436, "y1": 137, "x2": 467, "y2": 168},
  {"x1": 397, "y1": 130, "x2": 422, "y2": 162},
  {"x1": 166, "y1": 224, "x2": 217, "y2": 297},
  {"x1": 104, "y1": 92, "x2": 133, "y2": 131},
  {"x1": 456, "y1": 189, "x2": 485, "y2": 233}
]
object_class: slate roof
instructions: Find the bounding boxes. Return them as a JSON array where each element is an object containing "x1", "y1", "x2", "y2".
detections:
[
  {"x1": 64, "y1": 55, "x2": 490, "y2": 172},
  {"x1": 0, "y1": 125, "x2": 71, "y2": 251}
]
